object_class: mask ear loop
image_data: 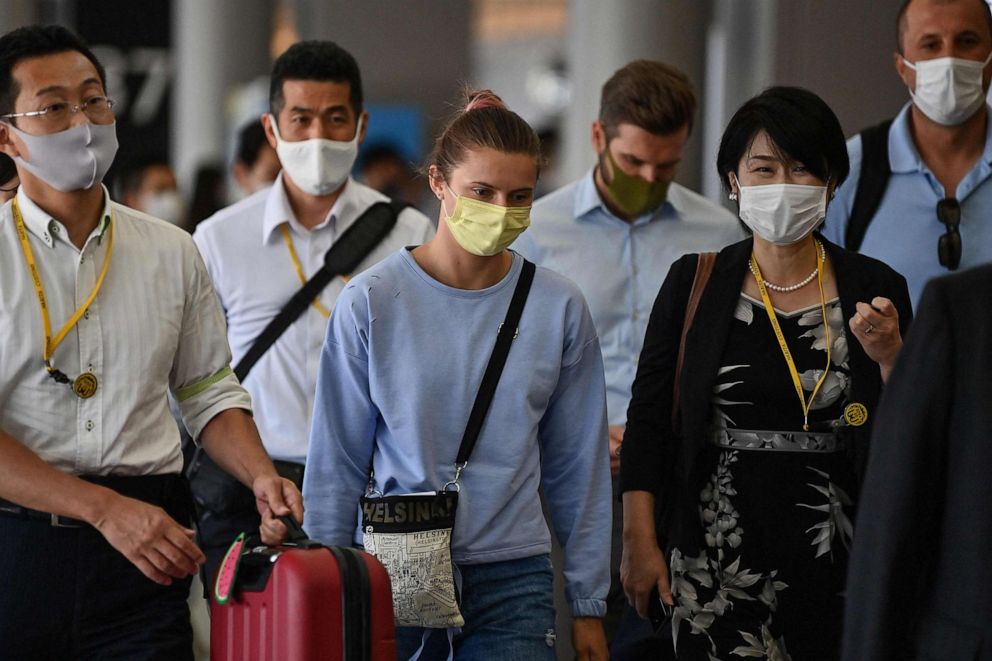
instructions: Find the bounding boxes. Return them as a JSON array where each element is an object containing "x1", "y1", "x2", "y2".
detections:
[
  {"x1": 439, "y1": 184, "x2": 460, "y2": 220},
  {"x1": 728, "y1": 171, "x2": 740, "y2": 201},
  {"x1": 428, "y1": 168, "x2": 451, "y2": 216}
]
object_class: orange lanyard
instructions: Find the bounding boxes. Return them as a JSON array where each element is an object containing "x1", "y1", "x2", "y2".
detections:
[{"x1": 749, "y1": 241, "x2": 831, "y2": 431}]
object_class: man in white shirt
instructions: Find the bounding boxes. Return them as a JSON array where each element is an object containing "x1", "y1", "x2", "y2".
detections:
[
  {"x1": 514, "y1": 60, "x2": 743, "y2": 658},
  {"x1": 193, "y1": 40, "x2": 434, "y2": 580},
  {"x1": 0, "y1": 25, "x2": 302, "y2": 659}
]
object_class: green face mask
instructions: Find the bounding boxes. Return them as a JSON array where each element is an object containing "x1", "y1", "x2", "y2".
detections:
[{"x1": 600, "y1": 149, "x2": 670, "y2": 217}]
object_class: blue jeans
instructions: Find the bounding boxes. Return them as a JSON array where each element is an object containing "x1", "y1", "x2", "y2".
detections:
[{"x1": 395, "y1": 554, "x2": 556, "y2": 661}]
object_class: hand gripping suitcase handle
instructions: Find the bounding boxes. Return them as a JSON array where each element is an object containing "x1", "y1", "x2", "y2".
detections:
[{"x1": 277, "y1": 514, "x2": 320, "y2": 548}]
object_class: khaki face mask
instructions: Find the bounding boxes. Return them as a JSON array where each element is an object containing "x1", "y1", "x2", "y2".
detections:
[
  {"x1": 600, "y1": 149, "x2": 669, "y2": 217},
  {"x1": 442, "y1": 186, "x2": 531, "y2": 256}
]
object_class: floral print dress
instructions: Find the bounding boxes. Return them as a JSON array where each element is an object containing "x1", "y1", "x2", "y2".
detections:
[{"x1": 670, "y1": 295, "x2": 856, "y2": 661}]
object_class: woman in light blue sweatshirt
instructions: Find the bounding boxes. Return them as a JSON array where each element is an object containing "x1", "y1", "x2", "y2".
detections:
[{"x1": 303, "y1": 90, "x2": 611, "y2": 660}]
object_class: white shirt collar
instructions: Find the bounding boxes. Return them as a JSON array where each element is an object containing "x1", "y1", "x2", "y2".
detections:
[
  {"x1": 261, "y1": 172, "x2": 361, "y2": 243},
  {"x1": 14, "y1": 185, "x2": 112, "y2": 250}
]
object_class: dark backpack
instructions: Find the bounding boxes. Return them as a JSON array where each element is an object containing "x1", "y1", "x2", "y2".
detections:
[{"x1": 844, "y1": 118, "x2": 894, "y2": 252}]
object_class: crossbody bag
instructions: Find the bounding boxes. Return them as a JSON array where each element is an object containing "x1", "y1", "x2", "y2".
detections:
[{"x1": 360, "y1": 259, "x2": 536, "y2": 629}]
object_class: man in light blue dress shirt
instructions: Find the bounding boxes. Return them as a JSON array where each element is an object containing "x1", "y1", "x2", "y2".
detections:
[
  {"x1": 824, "y1": 0, "x2": 992, "y2": 307},
  {"x1": 514, "y1": 59, "x2": 743, "y2": 659}
]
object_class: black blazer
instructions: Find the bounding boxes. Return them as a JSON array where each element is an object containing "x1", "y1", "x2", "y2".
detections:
[
  {"x1": 842, "y1": 264, "x2": 992, "y2": 661},
  {"x1": 620, "y1": 235, "x2": 913, "y2": 548}
]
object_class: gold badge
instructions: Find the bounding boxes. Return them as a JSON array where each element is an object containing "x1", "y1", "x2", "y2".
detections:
[
  {"x1": 72, "y1": 372, "x2": 99, "y2": 399},
  {"x1": 843, "y1": 402, "x2": 868, "y2": 427}
]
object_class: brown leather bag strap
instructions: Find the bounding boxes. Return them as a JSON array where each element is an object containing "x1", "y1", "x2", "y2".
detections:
[{"x1": 671, "y1": 252, "x2": 717, "y2": 431}]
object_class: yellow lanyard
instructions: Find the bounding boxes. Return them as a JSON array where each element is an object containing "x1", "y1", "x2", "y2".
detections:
[
  {"x1": 13, "y1": 197, "x2": 114, "y2": 382},
  {"x1": 280, "y1": 224, "x2": 351, "y2": 318},
  {"x1": 749, "y1": 241, "x2": 831, "y2": 431}
]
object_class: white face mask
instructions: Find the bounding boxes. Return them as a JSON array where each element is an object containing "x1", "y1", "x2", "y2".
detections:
[
  {"x1": 903, "y1": 51, "x2": 992, "y2": 126},
  {"x1": 142, "y1": 190, "x2": 184, "y2": 225},
  {"x1": 733, "y1": 174, "x2": 827, "y2": 245},
  {"x1": 269, "y1": 115, "x2": 361, "y2": 196},
  {"x1": 8, "y1": 121, "x2": 118, "y2": 192}
]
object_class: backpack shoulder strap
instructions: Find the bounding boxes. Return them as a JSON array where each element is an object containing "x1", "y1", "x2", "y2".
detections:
[{"x1": 845, "y1": 118, "x2": 894, "y2": 252}]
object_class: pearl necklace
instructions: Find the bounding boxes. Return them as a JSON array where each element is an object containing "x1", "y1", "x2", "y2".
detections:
[{"x1": 749, "y1": 241, "x2": 826, "y2": 293}]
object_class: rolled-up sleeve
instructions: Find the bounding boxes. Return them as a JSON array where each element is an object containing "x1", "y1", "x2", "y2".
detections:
[{"x1": 170, "y1": 245, "x2": 252, "y2": 441}]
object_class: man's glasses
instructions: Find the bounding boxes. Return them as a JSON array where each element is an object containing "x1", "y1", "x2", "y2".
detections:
[
  {"x1": 937, "y1": 197, "x2": 961, "y2": 271},
  {"x1": 0, "y1": 96, "x2": 116, "y2": 129}
]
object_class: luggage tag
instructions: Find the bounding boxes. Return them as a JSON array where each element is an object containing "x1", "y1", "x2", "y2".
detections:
[{"x1": 214, "y1": 532, "x2": 247, "y2": 605}]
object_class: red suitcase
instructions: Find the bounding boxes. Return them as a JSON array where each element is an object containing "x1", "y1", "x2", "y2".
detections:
[{"x1": 210, "y1": 518, "x2": 395, "y2": 661}]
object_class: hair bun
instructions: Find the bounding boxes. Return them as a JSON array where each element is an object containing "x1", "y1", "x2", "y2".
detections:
[{"x1": 464, "y1": 89, "x2": 505, "y2": 113}]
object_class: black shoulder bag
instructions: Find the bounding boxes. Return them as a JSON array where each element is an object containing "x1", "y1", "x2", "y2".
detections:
[
  {"x1": 186, "y1": 201, "x2": 404, "y2": 521},
  {"x1": 360, "y1": 260, "x2": 535, "y2": 629}
]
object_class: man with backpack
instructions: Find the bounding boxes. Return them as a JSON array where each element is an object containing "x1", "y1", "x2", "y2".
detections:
[{"x1": 824, "y1": 0, "x2": 992, "y2": 306}]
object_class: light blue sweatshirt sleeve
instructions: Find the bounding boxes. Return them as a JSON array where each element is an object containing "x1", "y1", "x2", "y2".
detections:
[
  {"x1": 303, "y1": 285, "x2": 378, "y2": 546},
  {"x1": 538, "y1": 310, "x2": 612, "y2": 618}
]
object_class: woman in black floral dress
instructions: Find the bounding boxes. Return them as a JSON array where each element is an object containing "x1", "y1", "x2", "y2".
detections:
[{"x1": 619, "y1": 87, "x2": 913, "y2": 660}]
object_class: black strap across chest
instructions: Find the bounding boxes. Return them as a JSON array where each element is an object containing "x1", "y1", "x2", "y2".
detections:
[{"x1": 844, "y1": 118, "x2": 894, "y2": 252}]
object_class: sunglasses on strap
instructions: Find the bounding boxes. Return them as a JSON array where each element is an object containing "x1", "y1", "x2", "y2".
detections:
[{"x1": 936, "y1": 197, "x2": 961, "y2": 271}]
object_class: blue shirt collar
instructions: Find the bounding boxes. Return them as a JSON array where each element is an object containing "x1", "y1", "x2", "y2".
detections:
[
  {"x1": 571, "y1": 167, "x2": 678, "y2": 225},
  {"x1": 889, "y1": 101, "x2": 992, "y2": 174}
]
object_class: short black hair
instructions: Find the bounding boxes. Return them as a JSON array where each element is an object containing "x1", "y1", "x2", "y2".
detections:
[
  {"x1": 0, "y1": 25, "x2": 107, "y2": 117},
  {"x1": 116, "y1": 153, "x2": 171, "y2": 198},
  {"x1": 235, "y1": 121, "x2": 270, "y2": 167},
  {"x1": 716, "y1": 86, "x2": 850, "y2": 194},
  {"x1": 269, "y1": 40, "x2": 363, "y2": 117},
  {"x1": 897, "y1": 0, "x2": 992, "y2": 54}
]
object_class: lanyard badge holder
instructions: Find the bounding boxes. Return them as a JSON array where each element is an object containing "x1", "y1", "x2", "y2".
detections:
[{"x1": 360, "y1": 260, "x2": 535, "y2": 629}]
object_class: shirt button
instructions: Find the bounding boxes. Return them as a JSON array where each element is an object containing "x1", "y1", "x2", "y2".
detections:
[
  {"x1": 50, "y1": 223, "x2": 60, "y2": 234},
  {"x1": 85, "y1": 420, "x2": 94, "y2": 431},
  {"x1": 83, "y1": 310, "x2": 90, "y2": 320},
  {"x1": 632, "y1": 311, "x2": 640, "y2": 321}
]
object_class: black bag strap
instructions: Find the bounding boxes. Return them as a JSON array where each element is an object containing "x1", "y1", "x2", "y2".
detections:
[
  {"x1": 454, "y1": 260, "x2": 536, "y2": 467},
  {"x1": 233, "y1": 200, "x2": 405, "y2": 382},
  {"x1": 845, "y1": 118, "x2": 893, "y2": 252},
  {"x1": 183, "y1": 200, "x2": 404, "y2": 474}
]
